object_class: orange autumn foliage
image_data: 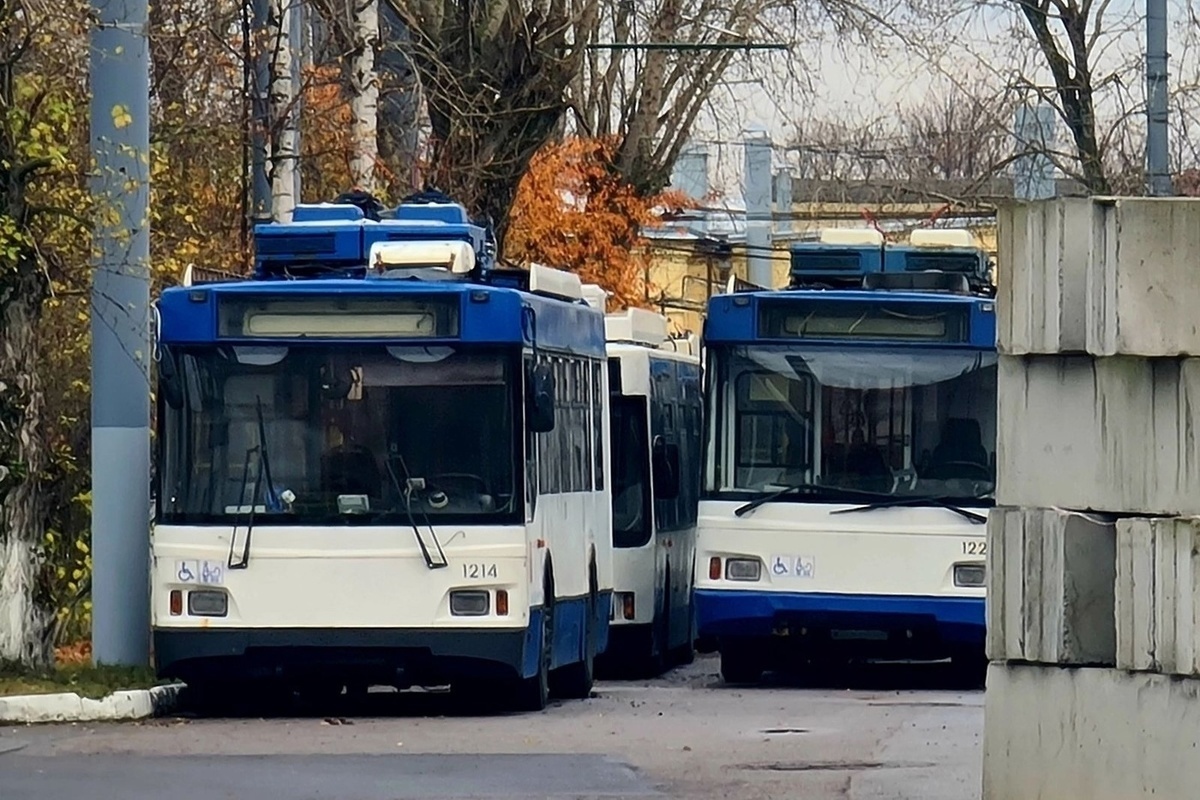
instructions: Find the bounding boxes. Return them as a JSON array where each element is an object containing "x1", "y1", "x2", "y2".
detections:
[{"x1": 506, "y1": 137, "x2": 688, "y2": 311}]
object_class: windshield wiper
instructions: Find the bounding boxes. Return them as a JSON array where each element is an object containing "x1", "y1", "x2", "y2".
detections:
[
  {"x1": 228, "y1": 397, "x2": 276, "y2": 569},
  {"x1": 734, "y1": 482, "x2": 893, "y2": 517},
  {"x1": 830, "y1": 494, "x2": 989, "y2": 524},
  {"x1": 382, "y1": 447, "x2": 449, "y2": 570}
]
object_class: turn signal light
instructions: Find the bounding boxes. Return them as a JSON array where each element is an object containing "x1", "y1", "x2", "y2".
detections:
[
  {"x1": 622, "y1": 593, "x2": 635, "y2": 621},
  {"x1": 709, "y1": 557, "x2": 722, "y2": 580},
  {"x1": 169, "y1": 590, "x2": 182, "y2": 616},
  {"x1": 496, "y1": 589, "x2": 509, "y2": 616}
]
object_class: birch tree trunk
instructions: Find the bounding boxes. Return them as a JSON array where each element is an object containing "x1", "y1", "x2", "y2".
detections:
[
  {"x1": 0, "y1": 268, "x2": 53, "y2": 667},
  {"x1": 269, "y1": 0, "x2": 299, "y2": 220},
  {"x1": 348, "y1": 0, "x2": 379, "y2": 193}
]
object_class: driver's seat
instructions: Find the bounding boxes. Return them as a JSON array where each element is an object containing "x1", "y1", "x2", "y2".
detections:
[{"x1": 923, "y1": 418, "x2": 989, "y2": 480}]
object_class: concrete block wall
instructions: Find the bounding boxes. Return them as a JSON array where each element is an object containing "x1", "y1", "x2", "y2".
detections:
[{"x1": 985, "y1": 197, "x2": 1200, "y2": 800}]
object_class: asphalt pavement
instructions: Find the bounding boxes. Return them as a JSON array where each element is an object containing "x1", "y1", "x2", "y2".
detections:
[{"x1": 0, "y1": 655, "x2": 983, "y2": 800}]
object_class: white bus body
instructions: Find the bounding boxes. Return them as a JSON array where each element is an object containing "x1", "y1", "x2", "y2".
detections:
[{"x1": 595, "y1": 307, "x2": 702, "y2": 676}]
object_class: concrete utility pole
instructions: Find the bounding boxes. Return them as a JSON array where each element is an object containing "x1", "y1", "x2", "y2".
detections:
[
  {"x1": 1013, "y1": 103, "x2": 1057, "y2": 201},
  {"x1": 89, "y1": 0, "x2": 152, "y2": 666},
  {"x1": 1146, "y1": 0, "x2": 1172, "y2": 196},
  {"x1": 743, "y1": 127, "x2": 773, "y2": 288}
]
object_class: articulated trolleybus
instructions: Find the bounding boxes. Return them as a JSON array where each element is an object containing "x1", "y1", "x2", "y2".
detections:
[
  {"x1": 152, "y1": 192, "x2": 613, "y2": 711},
  {"x1": 586, "y1": 293, "x2": 703, "y2": 677},
  {"x1": 695, "y1": 227, "x2": 997, "y2": 684}
]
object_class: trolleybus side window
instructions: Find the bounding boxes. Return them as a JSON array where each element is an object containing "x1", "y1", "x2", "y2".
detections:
[{"x1": 533, "y1": 352, "x2": 601, "y2": 496}]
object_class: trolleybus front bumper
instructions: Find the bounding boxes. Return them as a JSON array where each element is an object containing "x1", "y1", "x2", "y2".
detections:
[
  {"x1": 694, "y1": 588, "x2": 984, "y2": 659},
  {"x1": 154, "y1": 624, "x2": 535, "y2": 687}
]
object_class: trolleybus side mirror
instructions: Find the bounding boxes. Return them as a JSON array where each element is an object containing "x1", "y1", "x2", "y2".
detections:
[
  {"x1": 652, "y1": 436, "x2": 680, "y2": 500},
  {"x1": 527, "y1": 362, "x2": 556, "y2": 433}
]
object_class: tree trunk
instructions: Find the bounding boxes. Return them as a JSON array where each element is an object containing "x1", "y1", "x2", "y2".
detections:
[
  {"x1": 348, "y1": 0, "x2": 380, "y2": 193},
  {"x1": 376, "y1": 2, "x2": 419, "y2": 198},
  {"x1": 0, "y1": 267, "x2": 53, "y2": 667},
  {"x1": 269, "y1": 0, "x2": 299, "y2": 219}
]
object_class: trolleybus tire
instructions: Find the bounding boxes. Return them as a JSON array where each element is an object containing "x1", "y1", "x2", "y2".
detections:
[
  {"x1": 514, "y1": 572, "x2": 554, "y2": 712},
  {"x1": 551, "y1": 573, "x2": 597, "y2": 699},
  {"x1": 719, "y1": 647, "x2": 764, "y2": 685},
  {"x1": 949, "y1": 646, "x2": 988, "y2": 689},
  {"x1": 670, "y1": 595, "x2": 696, "y2": 667}
]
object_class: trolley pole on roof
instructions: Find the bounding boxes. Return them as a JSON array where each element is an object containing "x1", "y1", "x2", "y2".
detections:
[{"x1": 89, "y1": 0, "x2": 153, "y2": 666}]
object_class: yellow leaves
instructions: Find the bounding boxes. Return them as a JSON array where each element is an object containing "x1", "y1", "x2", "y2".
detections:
[{"x1": 111, "y1": 104, "x2": 133, "y2": 129}]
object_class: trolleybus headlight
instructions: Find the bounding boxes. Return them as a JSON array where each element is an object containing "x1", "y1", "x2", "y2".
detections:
[
  {"x1": 725, "y1": 558, "x2": 762, "y2": 581},
  {"x1": 187, "y1": 590, "x2": 228, "y2": 617},
  {"x1": 450, "y1": 590, "x2": 490, "y2": 616},
  {"x1": 953, "y1": 563, "x2": 986, "y2": 588}
]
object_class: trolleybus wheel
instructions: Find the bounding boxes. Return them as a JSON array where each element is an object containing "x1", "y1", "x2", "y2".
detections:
[
  {"x1": 551, "y1": 569, "x2": 597, "y2": 699},
  {"x1": 949, "y1": 646, "x2": 988, "y2": 689},
  {"x1": 515, "y1": 573, "x2": 554, "y2": 712},
  {"x1": 671, "y1": 592, "x2": 696, "y2": 667},
  {"x1": 719, "y1": 646, "x2": 764, "y2": 685}
]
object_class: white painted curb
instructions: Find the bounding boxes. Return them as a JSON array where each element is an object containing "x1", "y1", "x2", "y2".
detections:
[{"x1": 0, "y1": 682, "x2": 184, "y2": 724}]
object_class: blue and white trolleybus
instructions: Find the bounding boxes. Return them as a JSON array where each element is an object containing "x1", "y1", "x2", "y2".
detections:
[
  {"x1": 694, "y1": 227, "x2": 997, "y2": 683},
  {"x1": 151, "y1": 192, "x2": 613, "y2": 711}
]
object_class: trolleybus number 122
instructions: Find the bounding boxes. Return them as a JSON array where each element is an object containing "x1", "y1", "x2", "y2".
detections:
[
  {"x1": 463, "y1": 563, "x2": 499, "y2": 579},
  {"x1": 961, "y1": 541, "x2": 987, "y2": 556}
]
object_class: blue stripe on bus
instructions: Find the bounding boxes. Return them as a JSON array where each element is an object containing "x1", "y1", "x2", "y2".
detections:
[
  {"x1": 158, "y1": 280, "x2": 607, "y2": 357},
  {"x1": 693, "y1": 588, "x2": 984, "y2": 645}
]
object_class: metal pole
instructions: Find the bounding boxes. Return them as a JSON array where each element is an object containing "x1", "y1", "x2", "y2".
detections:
[
  {"x1": 1146, "y1": 0, "x2": 1172, "y2": 196},
  {"x1": 1013, "y1": 103, "x2": 1057, "y2": 201},
  {"x1": 89, "y1": 0, "x2": 152, "y2": 666},
  {"x1": 743, "y1": 127, "x2": 773, "y2": 287},
  {"x1": 250, "y1": 0, "x2": 272, "y2": 221}
]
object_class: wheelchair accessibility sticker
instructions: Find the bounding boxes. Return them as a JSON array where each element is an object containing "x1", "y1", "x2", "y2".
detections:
[
  {"x1": 770, "y1": 555, "x2": 815, "y2": 579},
  {"x1": 175, "y1": 560, "x2": 225, "y2": 586}
]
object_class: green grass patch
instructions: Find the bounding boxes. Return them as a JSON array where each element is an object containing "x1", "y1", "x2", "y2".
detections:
[{"x1": 0, "y1": 660, "x2": 164, "y2": 700}]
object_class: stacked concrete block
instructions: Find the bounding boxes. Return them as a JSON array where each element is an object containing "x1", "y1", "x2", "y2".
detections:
[
  {"x1": 1115, "y1": 517, "x2": 1200, "y2": 675},
  {"x1": 995, "y1": 355, "x2": 1200, "y2": 515},
  {"x1": 1086, "y1": 198, "x2": 1200, "y2": 357},
  {"x1": 995, "y1": 197, "x2": 1093, "y2": 354},
  {"x1": 984, "y1": 198, "x2": 1200, "y2": 800},
  {"x1": 986, "y1": 506, "x2": 1116, "y2": 665}
]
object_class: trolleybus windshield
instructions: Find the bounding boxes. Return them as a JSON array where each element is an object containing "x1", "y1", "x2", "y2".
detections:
[
  {"x1": 157, "y1": 343, "x2": 519, "y2": 525},
  {"x1": 705, "y1": 344, "x2": 997, "y2": 504}
]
